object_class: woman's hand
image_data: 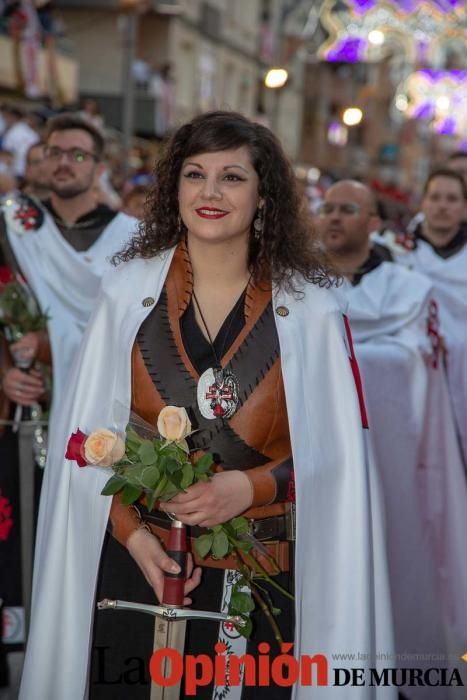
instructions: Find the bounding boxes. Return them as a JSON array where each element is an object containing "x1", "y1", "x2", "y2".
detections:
[
  {"x1": 126, "y1": 528, "x2": 202, "y2": 604},
  {"x1": 10, "y1": 332, "x2": 41, "y2": 363},
  {"x1": 2, "y1": 367, "x2": 45, "y2": 405},
  {"x1": 159, "y1": 470, "x2": 253, "y2": 528}
]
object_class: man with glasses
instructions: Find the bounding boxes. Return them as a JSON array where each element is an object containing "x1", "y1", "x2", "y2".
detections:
[
  {"x1": 1, "y1": 114, "x2": 138, "y2": 419},
  {"x1": 317, "y1": 180, "x2": 467, "y2": 686},
  {"x1": 0, "y1": 116, "x2": 138, "y2": 670}
]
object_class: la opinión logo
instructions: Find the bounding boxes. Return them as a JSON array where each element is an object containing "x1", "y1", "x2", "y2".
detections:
[
  {"x1": 148, "y1": 645, "x2": 465, "y2": 696},
  {"x1": 150, "y1": 642, "x2": 327, "y2": 695}
]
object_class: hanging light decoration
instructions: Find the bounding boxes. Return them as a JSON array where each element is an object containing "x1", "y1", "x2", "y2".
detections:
[
  {"x1": 398, "y1": 69, "x2": 467, "y2": 137},
  {"x1": 317, "y1": 0, "x2": 466, "y2": 138},
  {"x1": 318, "y1": 0, "x2": 466, "y2": 65}
]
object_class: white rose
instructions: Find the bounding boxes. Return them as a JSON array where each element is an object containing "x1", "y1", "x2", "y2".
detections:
[
  {"x1": 157, "y1": 406, "x2": 192, "y2": 442},
  {"x1": 84, "y1": 429, "x2": 126, "y2": 467}
]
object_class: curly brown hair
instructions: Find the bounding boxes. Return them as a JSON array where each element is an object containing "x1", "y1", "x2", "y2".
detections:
[{"x1": 114, "y1": 111, "x2": 334, "y2": 289}]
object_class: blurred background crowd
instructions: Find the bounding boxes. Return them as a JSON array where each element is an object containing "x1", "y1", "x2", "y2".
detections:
[{"x1": 0, "y1": 0, "x2": 465, "y2": 225}]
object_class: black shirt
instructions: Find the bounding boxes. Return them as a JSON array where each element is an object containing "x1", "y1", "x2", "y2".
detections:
[
  {"x1": 351, "y1": 243, "x2": 394, "y2": 287},
  {"x1": 414, "y1": 223, "x2": 467, "y2": 260},
  {"x1": 42, "y1": 199, "x2": 117, "y2": 252}
]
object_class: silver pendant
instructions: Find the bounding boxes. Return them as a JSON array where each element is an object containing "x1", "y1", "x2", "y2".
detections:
[{"x1": 197, "y1": 367, "x2": 240, "y2": 420}]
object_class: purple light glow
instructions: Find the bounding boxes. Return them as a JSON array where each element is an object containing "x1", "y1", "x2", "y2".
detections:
[
  {"x1": 418, "y1": 68, "x2": 467, "y2": 82},
  {"x1": 413, "y1": 103, "x2": 434, "y2": 119},
  {"x1": 433, "y1": 0, "x2": 463, "y2": 9},
  {"x1": 349, "y1": 0, "x2": 376, "y2": 14},
  {"x1": 435, "y1": 117, "x2": 457, "y2": 135},
  {"x1": 348, "y1": 0, "x2": 462, "y2": 13},
  {"x1": 326, "y1": 37, "x2": 366, "y2": 63}
]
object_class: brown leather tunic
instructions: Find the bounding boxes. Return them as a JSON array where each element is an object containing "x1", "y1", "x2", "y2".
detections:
[{"x1": 110, "y1": 245, "x2": 294, "y2": 550}]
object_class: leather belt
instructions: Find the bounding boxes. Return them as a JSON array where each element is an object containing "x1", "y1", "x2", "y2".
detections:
[
  {"x1": 139, "y1": 506, "x2": 295, "y2": 542},
  {"x1": 137, "y1": 506, "x2": 294, "y2": 573}
]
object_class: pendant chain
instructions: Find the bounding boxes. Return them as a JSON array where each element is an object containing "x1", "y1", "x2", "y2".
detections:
[{"x1": 192, "y1": 279, "x2": 250, "y2": 369}]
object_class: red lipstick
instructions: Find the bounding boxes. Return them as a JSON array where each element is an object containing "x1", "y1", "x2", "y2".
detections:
[{"x1": 195, "y1": 207, "x2": 229, "y2": 219}]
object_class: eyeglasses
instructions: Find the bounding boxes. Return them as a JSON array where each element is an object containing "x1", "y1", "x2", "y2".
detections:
[
  {"x1": 318, "y1": 202, "x2": 361, "y2": 216},
  {"x1": 44, "y1": 146, "x2": 98, "y2": 164}
]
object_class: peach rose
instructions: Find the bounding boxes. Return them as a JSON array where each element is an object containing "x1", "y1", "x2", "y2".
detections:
[
  {"x1": 84, "y1": 429, "x2": 126, "y2": 467},
  {"x1": 157, "y1": 406, "x2": 192, "y2": 442}
]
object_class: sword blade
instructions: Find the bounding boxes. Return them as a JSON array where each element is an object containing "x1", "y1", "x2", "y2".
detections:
[{"x1": 151, "y1": 615, "x2": 187, "y2": 700}]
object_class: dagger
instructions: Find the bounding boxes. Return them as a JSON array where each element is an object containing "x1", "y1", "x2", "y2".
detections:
[{"x1": 98, "y1": 519, "x2": 245, "y2": 700}]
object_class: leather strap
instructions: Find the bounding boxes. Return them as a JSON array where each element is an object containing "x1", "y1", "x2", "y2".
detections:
[{"x1": 149, "y1": 522, "x2": 290, "y2": 574}]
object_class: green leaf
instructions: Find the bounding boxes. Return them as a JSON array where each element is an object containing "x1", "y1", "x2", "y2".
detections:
[
  {"x1": 230, "y1": 516, "x2": 249, "y2": 535},
  {"x1": 120, "y1": 483, "x2": 143, "y2": 505},
  {"x1": 194, "y1": 453, "x2": 214, "y2": 473},
  {"x1": 177, "y1": 438, "x2": 190, "y2": 454},
  {"x1": 100, "y1": 474, "x2": 126, "y2": 496},
  {"x1": 195, "y1": 533, "x2": 214, "y2": 558},
  {"x1": 230, "y1": 591, "x2": 254, "y2": 614},
  {"x1": 120, "y1": 464, "x2": 146, "y2": 486},
  {"x1": 211, "y1": 530, "x2": 229, "y2": 559},
  {"x1": 140, "y1": 465, "x2": 161, "y2": 489},
  {"x1": 161, "y1": 484, "x2": 180, "y2": 501},
  {"x1": 236, "y1": 615, "x2": 253, "y2": 639},
  {"x1": 166, "y1": 457, "x2": 182, "y2": 474},
  {"x1": 138, "y1": 441, "x2": 157, "y2": 466},
  {"x1": 234, "y1": 576, "x2": 249, "y2": 589},
  {"x1": 180, "y1": 462, "x2": 194, "y2": 489},
  {"x1": 146, "y1": 490, "x2": 157, "y2": 511}
]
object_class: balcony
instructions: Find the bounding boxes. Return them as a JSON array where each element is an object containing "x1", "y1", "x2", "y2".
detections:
[{"x1": 0, "y1": 35, "x2": 78, "y2": 103}]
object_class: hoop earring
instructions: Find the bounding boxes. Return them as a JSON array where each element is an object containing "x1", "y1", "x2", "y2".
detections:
[
  {"x1": 177, "y1": 215, "x2": 184, "y2": 235},
  {"x1": 253, "y1": 207, "x2": 264, "y2": 239}
]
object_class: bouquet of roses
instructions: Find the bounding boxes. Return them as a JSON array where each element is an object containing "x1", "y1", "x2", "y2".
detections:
[
  {"x1": 0, "y1": 267, "x2": 49, "y2": 342},
  {"x1": 66, "y1": 406, "x2": 293, "y2": 642}
]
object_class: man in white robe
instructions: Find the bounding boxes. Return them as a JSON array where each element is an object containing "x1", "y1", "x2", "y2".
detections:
[
  {"x1": 380, "y1": 169, "x2": 467, "y2": 464},
  {"x1": 0, "y1": 115, "x2": 138, "y2": 671},
  {"x1": 317, "y1": 180, "x2": 467, "y2": 698},
  {"x1": 0, "y1": 113, "x2": 138, "y2": 433}
]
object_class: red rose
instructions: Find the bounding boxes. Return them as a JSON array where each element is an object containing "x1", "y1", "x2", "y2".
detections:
[
  {"x1": 0, "y1": 267, "x2": 15, "y2": 286},
  {"x1": 66, "y1": 429, "x2": 89, "y2": 467}
]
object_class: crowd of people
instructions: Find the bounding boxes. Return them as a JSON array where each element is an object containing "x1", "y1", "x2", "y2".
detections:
[
  {"x1": 0, "y1": 101, "x2": 154, "y2": 219},
  {"x1": 0, "y1": 104, "x2": 465, "y2": 700}
]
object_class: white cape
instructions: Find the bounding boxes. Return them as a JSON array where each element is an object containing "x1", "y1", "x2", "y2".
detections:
[
  {"x1": 345, "y1": 262, "x2": 467, "y2": 698},
  {"x1": 20, "y1": 249, "x2": 395, "y2": 700},
  {"x1": 386, "y1": 238, "x2": 467, "y2": 463},
  {"x1": 2, "y1": 196, "x2": 138, "y2": 436}
]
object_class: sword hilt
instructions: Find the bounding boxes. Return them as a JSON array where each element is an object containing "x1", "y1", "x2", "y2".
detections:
[
  {"x1": 97, "y1": 598, "x2": 246, "y2": 627},
  {"x1": 162, "y1": 519, "x2": 186, "y2": 607}
]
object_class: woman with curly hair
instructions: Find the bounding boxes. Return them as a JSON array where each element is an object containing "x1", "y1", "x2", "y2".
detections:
[{"x1": 21, "y1": 111, "x2": 394, "y2": 700}]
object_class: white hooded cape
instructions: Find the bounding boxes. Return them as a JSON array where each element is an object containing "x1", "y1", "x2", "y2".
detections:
[
  {"x1": 389, "y1": 238, "x2": 467, "y2": 464},
  {"x1": 20, "y1": 249, "x2": 395, "y2": 700},
  {"x1": 344, "y1": 261, "x2": 467, "y2": 698},
  {"x1": 2, "y1": 196, "x2": 138, "y2": 435}
]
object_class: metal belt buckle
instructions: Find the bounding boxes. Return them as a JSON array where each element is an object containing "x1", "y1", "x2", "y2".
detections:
[{"x1": 249, "y1": 517, "x2": 277, "y2": 541}]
